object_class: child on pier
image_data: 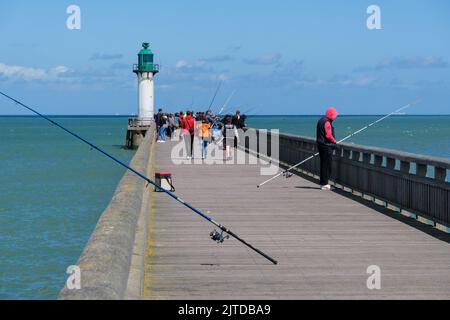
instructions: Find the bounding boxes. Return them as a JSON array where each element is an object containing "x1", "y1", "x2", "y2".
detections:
[{"x1": 198, "y1": 115, "x2": 211, "y2": 160}]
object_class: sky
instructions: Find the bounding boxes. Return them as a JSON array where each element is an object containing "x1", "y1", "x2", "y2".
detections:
[{"x1": 0, "y1": 0, "x2": 449, "y2": 115}]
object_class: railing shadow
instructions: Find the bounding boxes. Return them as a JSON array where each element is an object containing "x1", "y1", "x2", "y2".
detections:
[{"x1": 288, "y1": 166, "x2": 450, "y2": 244}]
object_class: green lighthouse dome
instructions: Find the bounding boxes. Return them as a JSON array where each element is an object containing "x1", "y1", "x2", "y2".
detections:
[{"x1": 133, "y1": 42, "x2": 159, "y2": 73}]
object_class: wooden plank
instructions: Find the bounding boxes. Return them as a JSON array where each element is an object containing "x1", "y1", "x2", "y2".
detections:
[{"x1": 142, "y1": 140, "x2": 450, "y2": 300}]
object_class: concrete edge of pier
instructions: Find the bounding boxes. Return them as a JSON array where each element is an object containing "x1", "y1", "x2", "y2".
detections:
[{"x1": 58, "y1": 124, "x2": 155, "y2": 300}]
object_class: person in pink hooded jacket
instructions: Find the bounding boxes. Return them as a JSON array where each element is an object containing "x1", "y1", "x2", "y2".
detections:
[{"x1": 316, "y1": 107, "x2": 339, "y2": 190}]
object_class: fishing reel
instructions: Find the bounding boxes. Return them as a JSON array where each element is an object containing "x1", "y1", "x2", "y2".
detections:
[
  {"x1": 282, "y1": 171, "x2": 293, "y2": 179},
  {"x1": 210, "y1": 229, "x2": 230, "y2": 243}
]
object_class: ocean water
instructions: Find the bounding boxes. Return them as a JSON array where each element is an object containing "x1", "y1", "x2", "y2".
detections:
[
  {"x1": 247, "y1": 115, "x2": 450, "y2": 159},
  {"x1": 0, "y1": 117, "x2": 134, "y2": 300},
  {"x1": 0, "y1": 115, "x2": 448, "y2": 300}
]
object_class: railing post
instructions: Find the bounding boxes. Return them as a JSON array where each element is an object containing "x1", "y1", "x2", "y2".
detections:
[
  {"x1": 416, "y1": 163, "x2": 427, "y2": 177},
  {"x1": 343, "y1": 149, "x2": 351, "y2": 160},
  {"x1": 363, "y1": 153, "x2": 371, "y2": 165},
  {"x1": 386, "y1": 157, "x2": 396, "y2": 170},
  {"x1": 435, "y1": 166, "x2": 447, "y2": 181},
  {"x1": 400, "y1": 160, "x2": 410, "y2": 173},
  {"x1": 352, "y1": 151, "x2": 361, "y2": 162},
  {"x1": 374, "y1": 155, "x2": 383, "y2": 167}
]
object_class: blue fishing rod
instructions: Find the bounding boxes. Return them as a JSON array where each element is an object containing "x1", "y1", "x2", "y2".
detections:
[{"x1": 0, "y1": 90, "x2": 277, "y2": 265}]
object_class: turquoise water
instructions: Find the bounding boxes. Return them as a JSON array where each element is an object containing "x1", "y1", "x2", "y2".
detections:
[
  {"x1": 247, "y1": 115, "x2": 450, "y2": 159},
  {"x1": 0, "y1": 115, "x2": 448, "y2": 300},
  {"x1": 0, "y1": 117, "x2": 134, "y2": 300}
]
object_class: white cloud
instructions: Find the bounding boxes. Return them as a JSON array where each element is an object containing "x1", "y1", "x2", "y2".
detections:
[
  {"x1": 50, "y1": 66, "x2": 71, "y2": 74},
  {"x1": 244, "y1": 53, "x2": 282, "y2": 65},
  {"x1": 199, "y1": 55, "x2": 234, "y2": 63},
  {"x1": 90, "y1": 53, "x2": 123, "y2": 61},
  {"x1": 354, "y1": 56, "x2": 448, "y2": 72},
  {"x1": 216, "y1": 73, "x2": 230, "y2": 81},
  {"x1": 175, "y1": 60, "x2": 189, "y2": 69},
  {"x1": 0, "y1": 63, "x2": 47, "y2": 81},
  {"x1": 0, "y1": 63, "x2": 72, "y2": 82}
]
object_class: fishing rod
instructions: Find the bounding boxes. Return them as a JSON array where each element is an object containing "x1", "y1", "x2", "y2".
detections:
[
  {"x1": 207, "y1": 80, "x2": 223, "y2": 111},
  {"x1": 257, "y1": 101, "x2": 418, "y2": 188},
  {"x1": 240, "y1": 106, "x2": 258, "y2": 116},
  {"x1": 0, "y1": 90, "x2": 278, "y2": 265},
  {"x1": 217, "y1": 90, "x2": 236, "y2": 116}
]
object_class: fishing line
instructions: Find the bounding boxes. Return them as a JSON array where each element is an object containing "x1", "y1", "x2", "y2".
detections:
[
  {"x1": 0, "y1": 90, "x2": 278, "y2": 265},
  {"x1": 257, "y1": 101, "x2": 420, "y2": 188},
  {"x1": 207, "y1": 80, "x2": 223, "y2": 111},
  {"x1": 217, "y1": 89, "x2": 236, "y2": 116}
]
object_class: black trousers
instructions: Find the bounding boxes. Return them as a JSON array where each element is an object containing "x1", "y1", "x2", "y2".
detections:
[{"x1": 318, "y1": 144, "x2": 334, "y2": 185}]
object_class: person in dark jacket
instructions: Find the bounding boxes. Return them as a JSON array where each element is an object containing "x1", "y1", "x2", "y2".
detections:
[
  {"x1": 232, "y1": 110, "x2": 246, "y2": 129},
  {"x1": 316, "y1": 107, "x2": 338, "y2": 190},
  {"x1": 154, "y1": 108, "x2": 163, "y2": 141},
  {"x1": 232, "y1": 110, "x2": 246, "y2": 147}
]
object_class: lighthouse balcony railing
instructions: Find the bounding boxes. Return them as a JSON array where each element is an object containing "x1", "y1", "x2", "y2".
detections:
[
  {"x1": 128, "y1": 117, "x2": 154, "y2": 128},
  {"x1": 133, "y1": 64, "x2": 160, "y2": 73}
]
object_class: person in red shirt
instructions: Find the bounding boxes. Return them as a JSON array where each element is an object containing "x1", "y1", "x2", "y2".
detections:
[
  {"x1": 316, "y1": 107, "x2": 339, "y2": 190},
  {"x1": 181, "y1": 111, "x2": 195, "y2": 159}
]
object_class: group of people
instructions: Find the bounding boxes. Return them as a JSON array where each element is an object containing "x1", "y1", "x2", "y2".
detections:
[
  {"x1": 153, "y1": 106, "x2": 339, "y2": 191},
  {"x1": 154, "y1": 108, "x2": 247, "y2": 160}
]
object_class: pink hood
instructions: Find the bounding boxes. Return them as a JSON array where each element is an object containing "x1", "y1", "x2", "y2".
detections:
[{"x1": 325, "y1": 107, "x2": 338, "y2": 121}]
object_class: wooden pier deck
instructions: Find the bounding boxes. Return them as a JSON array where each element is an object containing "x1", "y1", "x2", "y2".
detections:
[{"x1": 142, "y1": 140, "x2": 450, "y2": 300}]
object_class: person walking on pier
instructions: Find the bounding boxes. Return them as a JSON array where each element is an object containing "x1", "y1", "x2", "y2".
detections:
[
  {"x1": 222, "y1": 116, "x2": 239, "y2": 160},
  {"x1": 168, "y1": 112, "x2": 177, "y2": 140},
  {"x1": 181, "y1": 111, "x2": 195, "y2": 159},
  {"x1": 316, "y1": 107, "x2": 338, "y2": 190},
  {"x1": 232, "y1": 110, "x2": 246, "y2": 148},
  {"x1": 198, "y1": 115, "x2": 211, "y2": 160},
  {"x1": 157, "y1": 113, "x2": 169, "y2": 143},
  {"x1": 155, "y1": 108, "x2": 163, "y2": 138}
]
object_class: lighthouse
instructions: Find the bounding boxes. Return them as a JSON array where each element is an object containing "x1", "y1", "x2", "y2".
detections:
[{"x1": 133, "y1": 42, "x2": 159, "y2": 125}]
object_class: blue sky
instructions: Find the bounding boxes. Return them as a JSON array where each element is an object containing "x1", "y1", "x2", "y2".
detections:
[{"x1": 1, "y1": 0, "x2": 449, "y2": 115}]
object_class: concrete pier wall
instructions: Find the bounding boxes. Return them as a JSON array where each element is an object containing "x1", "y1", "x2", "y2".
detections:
[{"x1": 59, "y1": 124, "x2": 155, "y2": 300}]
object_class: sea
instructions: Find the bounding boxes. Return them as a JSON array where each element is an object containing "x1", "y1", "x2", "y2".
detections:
[
  {"x1": 0, "y1": 116, "x2": 134, "y2": 300},
  {"x1": 0, "y1": 115, "x2": 448, "y2": 299},
  {"x1": 246, "y1": 115, "x2": 450, "y2": 159}
]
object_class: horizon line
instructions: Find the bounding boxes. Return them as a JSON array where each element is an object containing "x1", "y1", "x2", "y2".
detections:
[{"x1": 1, "y1": 114, "x2": 449, "y2": 117}]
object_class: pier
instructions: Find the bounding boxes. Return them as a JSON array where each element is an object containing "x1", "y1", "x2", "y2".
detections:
[
  {"x1": 125, "y1": 117, "x2": 153, "y2": 149},
  {"x1": 60, "y1": 126, "x2": 450, "y2": 300}
]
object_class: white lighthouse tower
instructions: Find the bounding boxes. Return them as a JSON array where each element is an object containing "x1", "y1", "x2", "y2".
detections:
[{"x1": 133, "y1": 42, "x2": 159, "y2": 125}]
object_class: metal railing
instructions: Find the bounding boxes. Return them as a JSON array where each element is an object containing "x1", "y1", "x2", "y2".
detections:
[
  {"x1": 128, "y1": 117, "x2": 154, "y2": 128},
  {"x1": 132, "y1": 64, "x2": 160, "y2": 73},
  {"x1": 240, "y1": 128, "x2": 450, "y2": 228}
]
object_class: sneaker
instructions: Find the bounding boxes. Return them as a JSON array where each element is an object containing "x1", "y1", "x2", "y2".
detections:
[{"x1": 320, "y1": 184, "x2": 331, "y2": 191}]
